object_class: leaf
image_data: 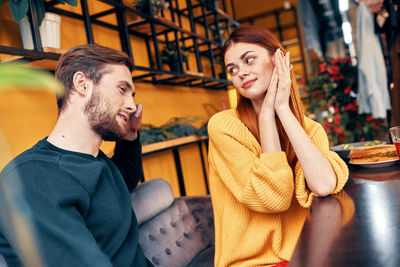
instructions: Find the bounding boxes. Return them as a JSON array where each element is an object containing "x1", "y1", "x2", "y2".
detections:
[
  {"x1": 8, "y1": 0, "x2": 29, "y2": 23},
  {"x1": 34, "y1": 0, "x2": 46, "y2": 26},
  {"x1": 65, "y1": 0, "x2": 77, "y2": 6},
  {"x1": 0, "y1": 63, "x2": 64, "y2": 95}
]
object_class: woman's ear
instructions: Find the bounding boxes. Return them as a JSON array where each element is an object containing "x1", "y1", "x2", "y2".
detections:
[{"x1": 72, "y1": 71, "x2": 88, "y2": 96}]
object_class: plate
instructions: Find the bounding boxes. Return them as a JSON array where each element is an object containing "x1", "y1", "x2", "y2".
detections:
[
  {"x1": 349, "y1": 159, "x2": 399, "y2": 168},
  {"x1": 330, "y1": 141, "x2": 386, "y2": 160}
]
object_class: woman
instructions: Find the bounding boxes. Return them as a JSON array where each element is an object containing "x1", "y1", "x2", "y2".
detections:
[{"x1": 208, "y1": 25, "x2": 349, "y2": 266}]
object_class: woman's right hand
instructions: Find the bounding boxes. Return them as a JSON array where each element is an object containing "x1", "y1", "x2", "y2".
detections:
[{"x1": 259, "y1": 50, "x2": 279, "y2": 119}]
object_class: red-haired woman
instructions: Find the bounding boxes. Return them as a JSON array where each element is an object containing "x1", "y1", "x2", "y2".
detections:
[{"x1": 207, "y1": 25, "x2": 349, "y2": 266}]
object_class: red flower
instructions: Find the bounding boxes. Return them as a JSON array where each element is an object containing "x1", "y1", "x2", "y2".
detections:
[
  {"x1": 320, "y1": 62, "x2": 327, "y2": 72},
  {"x1": 297, "y1": 77, "x2": 306, "y2": 84},
  {"x1": 338, "y1": 134, "x2": 345, "y2": 143},
  {"x1": 334, "y1": 114, "x2": 341, "y2": 125},
  {"x1": 345, "y1": 101, "x2": 358, "y2": 111},
  {"x1": 323, "y1": 122, "x2": 331, "y2": 130},
  {"x1": 333, "y1": 75, "x2": 344, "y2": 81},
  {"x1": 366, "y1": 115, "x2": 373, "y2": 122},
  {"x1": 344, "y1": 86, "x2": 351, "y2": 94},
  {"x1": 311, "y1": 91, "x2": 319, "y2": 98},
  {"x1": 373, "y1": 119, "x2": 381, "y2": 128},
  {"x1": 327, "y1": 65, "x2": 339, "y2": 76},
  {"x1": 333, "y1": 127, "x2": 343, "y2": 134},
  {"x1": 331, "y1": 57, "x2": 343, "y2": 65},
  {"x1": 360, "y1": 137, "x2": 365, "y2": 142},
  {"x1": 344, "y1": 56, "x2": 352, "y2": 65},
  {"x1": 334, "y1": 106, "x2": 340, "y2": 112}
]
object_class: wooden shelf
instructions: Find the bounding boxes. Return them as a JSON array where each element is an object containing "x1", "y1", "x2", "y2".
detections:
[
  {"x1": 142, "y1": 135, "x2": 208, "y2": 155},
  {"x1": 0, "y1": 47, "x2": 63, "y2": 70}
]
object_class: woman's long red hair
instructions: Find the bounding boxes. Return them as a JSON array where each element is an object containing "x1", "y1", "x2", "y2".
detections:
[{"x1": 222, "y1": 25, "x2": 305, "y2": 169}]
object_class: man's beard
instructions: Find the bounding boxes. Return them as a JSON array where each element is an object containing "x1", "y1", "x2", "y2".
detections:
[{"x1": 84, "y1": 90, "x2": 126, "y2": 141}]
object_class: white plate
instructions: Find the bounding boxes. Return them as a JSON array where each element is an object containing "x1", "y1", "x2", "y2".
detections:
[{"x1": 349, "y1": 159, "x2": 399, "y2": 168}]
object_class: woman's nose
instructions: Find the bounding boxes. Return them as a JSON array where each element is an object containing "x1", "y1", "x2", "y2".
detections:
[{"x1": 238, "y1": 69, "x2": 249, "y2": 80}]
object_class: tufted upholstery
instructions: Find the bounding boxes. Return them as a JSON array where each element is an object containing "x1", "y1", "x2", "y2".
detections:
[
  {"x1": 132, "y1": 179, "x2": 215, "y2": 267},
  {"x1": 0, "y1": 255, "x2": 6, "y2": 267}
]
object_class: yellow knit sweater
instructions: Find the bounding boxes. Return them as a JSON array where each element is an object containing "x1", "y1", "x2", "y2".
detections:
[{"x1": 208, "y1": 109, "x2": 349, "y2": 267}]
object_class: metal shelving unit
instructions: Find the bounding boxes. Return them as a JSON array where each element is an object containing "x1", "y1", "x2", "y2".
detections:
[{"x1": 0, "y1": 0, "x2": 239, "y2": 90}]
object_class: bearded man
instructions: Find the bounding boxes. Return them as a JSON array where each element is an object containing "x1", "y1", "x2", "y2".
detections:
[{"x1": 0, "y1": 44, "x2": 152, "y2": 267}]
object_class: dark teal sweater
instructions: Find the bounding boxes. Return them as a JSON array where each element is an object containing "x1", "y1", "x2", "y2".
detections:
[{"x1": 0, "y1": 138, "x2": 150, "y2": 267}]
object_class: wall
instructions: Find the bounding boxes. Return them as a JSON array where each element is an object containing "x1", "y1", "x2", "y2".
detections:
[{"x1": 0, "y1": 0, "x2": 229, "y2": 196}]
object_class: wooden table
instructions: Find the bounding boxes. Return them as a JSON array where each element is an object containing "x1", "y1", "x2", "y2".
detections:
[{"x1": 290, "y1": 162, "x2": 400, "y2": 267}]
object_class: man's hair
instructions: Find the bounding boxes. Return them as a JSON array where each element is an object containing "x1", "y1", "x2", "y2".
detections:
[{"x1": 55, "y1": 44, "x2": 133, "y2": 112}]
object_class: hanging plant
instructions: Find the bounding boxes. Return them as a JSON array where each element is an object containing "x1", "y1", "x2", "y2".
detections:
[
  {"x1": 1, "y1": 0, "x2": 77, "y2": 26},
  {"x1": 134, "y1": 0, "x2": 169, "y2": 16},
  {"x1": 140, "y1": 116, "x2": 208, "y2": 145},
  {"x1": 161, "y1": 42, "x2": 188, "y2": 72},
  {"x1": 304, "y1": 57, "x2": 386, "y2": 145}
]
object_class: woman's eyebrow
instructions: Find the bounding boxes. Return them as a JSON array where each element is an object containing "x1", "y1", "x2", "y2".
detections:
[{"x1": 226, "y1": 50, "x2": 255, "y2": 67}]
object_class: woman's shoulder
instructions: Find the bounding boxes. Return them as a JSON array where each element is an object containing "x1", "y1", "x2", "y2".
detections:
[
  {"x1": 208, "y1": 109, "x2": 246, "y2": 135},
  {"x1": 209, "y1": 109, "x2": 238, "y2": 126}
]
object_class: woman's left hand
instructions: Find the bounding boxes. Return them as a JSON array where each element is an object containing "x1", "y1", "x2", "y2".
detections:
[{"x1": 274, "y1": 50, "x2": 292, "y2": 113}]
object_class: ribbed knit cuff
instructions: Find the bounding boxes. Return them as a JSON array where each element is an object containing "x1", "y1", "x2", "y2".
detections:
[{"x1": 294, "y1": 161, "x2": 314, "y2": 208}]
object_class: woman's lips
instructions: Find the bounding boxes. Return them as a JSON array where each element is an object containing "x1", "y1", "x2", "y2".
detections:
[{"x1": 242, "y1": 78, "x2": 257, "y2": 89}]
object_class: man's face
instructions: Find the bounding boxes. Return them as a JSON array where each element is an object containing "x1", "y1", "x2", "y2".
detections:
[{"x1": 84, "y1": 64, "x2": 136, "y2": 141}]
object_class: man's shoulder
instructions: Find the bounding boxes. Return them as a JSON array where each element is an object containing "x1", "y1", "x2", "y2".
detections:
[
  {"x1": 1, "y1": 140, "x2": 106, "y2": 191},
  {"x1": 1, "y1": 140, "x2": 52, "y2": 177}
]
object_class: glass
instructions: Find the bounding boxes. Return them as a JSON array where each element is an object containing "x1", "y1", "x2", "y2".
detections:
[{"x1": 389, "y1": 126, "x2": 400, "y2": 159}]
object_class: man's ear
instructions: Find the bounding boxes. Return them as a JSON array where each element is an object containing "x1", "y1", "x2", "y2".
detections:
[{"x1": 72, "y1": 71, "x2": 88, "y2": 96}]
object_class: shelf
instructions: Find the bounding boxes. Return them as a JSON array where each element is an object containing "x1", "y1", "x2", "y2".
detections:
[
  {"x1": 0, "y1": 46, "x2": 62, "y2": 70},
  {"x1": 1, "y1": 0, "x2": 238, "y2": 90},
  {"x1": 142, "y1": 135, "x2": 208, "y2": 156}
]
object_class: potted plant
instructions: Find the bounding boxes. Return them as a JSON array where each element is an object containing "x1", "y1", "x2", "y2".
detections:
[
  {"x1": 304, "y1": 57, "x2": 386, "y2": 145},
  {"x1": 1, "y1": 0, "x2": 77, "y2": 49},
  {"x1": 134, "y1": 0, "x2": 169, "y2": 16},
  {"x1": 161, "y1": 42, "x2": 188, "y2": 72}
]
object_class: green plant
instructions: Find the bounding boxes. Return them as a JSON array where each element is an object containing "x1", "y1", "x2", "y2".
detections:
[
  {"x1": 140, "y1": 117, "x2": 208, "y2": 145},
  {"x1": 134, "y1": 0, "x2": 169, "y2": 15},
  {"x1": 304, "y1": 57, "x2": 386, "y2": 145},
  {"x1": 161, "y1": 42, "x2": 188, "y2": 72},
  {"x1": 1, "y1": 0, "x2": 77, "y2": 26},
  {"x1": 161, "y1": 42, "x2": 188, "y2": 64},
  {"x1": 0, "y1": 62, "x2": 63, "y2": 94}
]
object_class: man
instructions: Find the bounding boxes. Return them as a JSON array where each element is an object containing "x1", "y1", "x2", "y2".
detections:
[{"x1": 0, "y1": 44, "x2": 151, "y2": 266}]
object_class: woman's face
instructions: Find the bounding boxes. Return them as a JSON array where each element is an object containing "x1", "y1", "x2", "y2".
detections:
[{"x1": 224, "y1": 42, "x2": 275, "y2": 101}]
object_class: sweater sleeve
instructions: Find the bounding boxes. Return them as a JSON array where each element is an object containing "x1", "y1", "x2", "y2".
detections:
[
  {"x1": 111, "y1": 133, "x2": 143, "y2": 192},
  {"x1": 294, "y1": 120, "x2": 349, "y2": 208},
  {"x1": 208, "y1": 112, "x2": 295, "y2": 213},
  {"x1": 0, "y1": 163, "x2": 113, "y2": 267}
]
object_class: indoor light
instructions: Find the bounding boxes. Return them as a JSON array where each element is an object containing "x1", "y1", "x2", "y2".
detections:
[
  {"x1": 339, "y1": 0, "x2": 349, "y2": 12},
  {"x1": 342, "y1": 21, "x2": 352, "y2": 44}
]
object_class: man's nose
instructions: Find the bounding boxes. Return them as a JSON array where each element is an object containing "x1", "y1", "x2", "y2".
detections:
[{"x1": 125, "y1": 96, "x2": 136, "y2": 113}]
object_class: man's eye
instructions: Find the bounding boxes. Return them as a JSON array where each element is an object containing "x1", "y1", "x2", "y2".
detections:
[
  {"x1": 245, "y1": 56, "x2": 255, "y2": 64},
  {"x1": 119, "y1": 87, "x2": 125, "y2": 93}
]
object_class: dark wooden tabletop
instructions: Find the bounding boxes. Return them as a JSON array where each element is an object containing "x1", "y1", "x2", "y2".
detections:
[{"x1": 290, "y1": 162, "x2": 400, "y2": 267}]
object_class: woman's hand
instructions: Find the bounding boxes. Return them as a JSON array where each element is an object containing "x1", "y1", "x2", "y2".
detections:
[
  {"x1": 274, "y1": 49, "x2": 292, "y2": 114},
  {"x1": 259, "y1": 64, "x2": 278, "y2": 118}
]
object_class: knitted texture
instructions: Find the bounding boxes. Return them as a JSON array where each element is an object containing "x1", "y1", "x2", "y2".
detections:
[{"x1": 208, "y1": 109, "x2": 348, "y2": 266}]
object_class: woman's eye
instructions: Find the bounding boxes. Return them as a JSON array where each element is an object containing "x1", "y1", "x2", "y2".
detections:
[
  {"x1": 228, "y1": 67, "x2": 238, "y2": 75},
  {"x1": 245, "y1": 56, "x2": 255, "y2": 64},
  {"x1": 119, "y1": 87, "x2": 125, "y2": 93}
]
